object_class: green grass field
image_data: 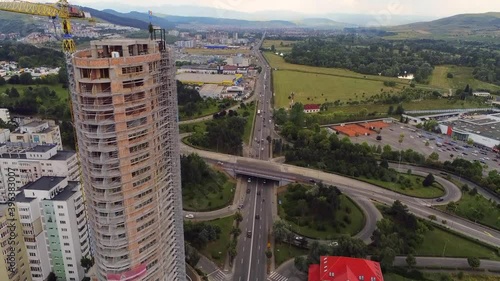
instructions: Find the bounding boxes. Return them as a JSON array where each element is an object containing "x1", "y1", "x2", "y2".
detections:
[
  {"x1": 436, "y1": 191, "x2": 500, "y2": 230},
  {"x1": 274, "y1": 243, "x2": 307, "y2": 267},
  {"x1": 417, "y1": 226, "x2": 500, "y2": 260},
  {"x1": 201, "y1": 215, "x2": 235, "y2": 267},
  {"x1": 278, "y1": 193, "x2": 365, "y2": 240},
  {"x1": 273, "y1": 70, "x2": 401, "y2": 108},
  {"x1": 179, "y1": 103, "x2": 219, "y2": 121},
  {"x1": 242, "y1": 103, "x2": 256, "y2": 144},
  {"x1": 429, "y1": 65, "x2": 500, "y2": 92},
  {"x1": 262, "y1": 40, "x2": 297, "y2": 52},
  {"x1": 361, "y1": 175, "x2": 445, "y2": 198},
  {"x1": 0, "y1": 84, "x2": 70, "y2": 101},
  {"x1": 182, "y1": 170, "x2": 236, "y2": 211}
]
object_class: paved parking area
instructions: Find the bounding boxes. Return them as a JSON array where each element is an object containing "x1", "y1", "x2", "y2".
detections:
[{"x1": 349, "y1": 122, "x2": 500, "y2": 173}]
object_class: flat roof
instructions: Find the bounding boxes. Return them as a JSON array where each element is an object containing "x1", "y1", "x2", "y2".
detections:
[
  {"x1": 199, "y1": 84, "x2": 224, "y2": 96},
  {"x1": 49, "y1": 150, "x2": 75, "y2": 161},
  {"x1": 22, "y1": 176, "x2": 65, "y2": 191},
  {"x1": 176, "y1": 73, "x2": 235, "y2": 84},
  {"x1": 51, "y1": 181, "x2": 79, "y2": 201},
  {"x1": 27, "y1": 144, "x2": 56, "y2": 153},
  {"x1": 22, "y1": 121, "x2": 47, "y2": 127},
  {"x1": 442, "y1": 119, "x2": 500, "y2": 141}
]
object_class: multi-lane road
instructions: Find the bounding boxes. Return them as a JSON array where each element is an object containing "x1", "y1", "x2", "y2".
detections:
[{"x1": 232, "y1": 33, "x2": 276, "y2": 281}]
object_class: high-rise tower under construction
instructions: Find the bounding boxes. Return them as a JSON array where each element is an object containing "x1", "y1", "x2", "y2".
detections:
[{"x1": 67, "y1": 35, "x2": 185, "y2": 281}]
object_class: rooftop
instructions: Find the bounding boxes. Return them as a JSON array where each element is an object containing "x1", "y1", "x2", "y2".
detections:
[
  {"x1": 27, "y1": 144, "x2": 57, "y2": 153},
  {"x1": 308, "y1": 256, "x2": 383, "y2": 281},
  {"x1": 51, "y1": 181, "x2": 80, "y2": 201},
  {"x1": 22, "y1": 176, "x2": 65, "y2": 191},
  {"x1": 22, "y1": 120, "x2": 47, "y2": 127},
  {"x1": 442, "y1": 118, "x2": 500, "y2": 141},
  {"x1": 304, "y1": 104, "x2": 321, "y2": 110},
  {"x1": 49, "y1": 150, "x2": 75, "y2": 161}
]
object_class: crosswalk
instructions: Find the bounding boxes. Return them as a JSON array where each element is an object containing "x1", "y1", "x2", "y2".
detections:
[
  {"x1": 268, "y1": 271, "x2": 288, "y2": 281},
  {"x1": 207, "y1": 269, "x2": 227, "y2": 281}
]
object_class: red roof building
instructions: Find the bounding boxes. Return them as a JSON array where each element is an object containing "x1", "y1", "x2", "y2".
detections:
[
  {"x1": 308, "y1": 256, "x2": 384, "y2": 281},
  {"x1": 304, "y1": 104, "x2": 321, "y2": 113}
]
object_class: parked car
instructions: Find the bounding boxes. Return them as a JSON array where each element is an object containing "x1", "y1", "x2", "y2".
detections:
[
  {"x1": 185, "y1": 214, "x2": 194, "y2": 219},
  {"x1": 247, "y1": 231, "x2": 252, "y2": 238},
  {"x1": 436, "y1": 198, "x2": 444, "y2": 202}
]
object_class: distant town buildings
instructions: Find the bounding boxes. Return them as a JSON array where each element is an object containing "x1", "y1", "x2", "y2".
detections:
[{"x1": 0, "y1": 109, "x2": 10, "y2": 123}]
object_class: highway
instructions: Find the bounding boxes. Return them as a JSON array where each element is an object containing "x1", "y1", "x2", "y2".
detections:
[
  {"x1": 180, "y1": 143, "x2": 500, "y2": 248},
  {"x1": 232, "y1": 33, "x2": 276, "y2": 281}
]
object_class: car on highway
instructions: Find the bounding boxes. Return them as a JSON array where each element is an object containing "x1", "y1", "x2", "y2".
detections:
[
  {"x1": 248, "y1": 178, "x2": 251, "y2": 183},
  {"x1": 185, "y1": 214, "x2": 194, "y2": 219},
  {"x1": 255, "y1": 214, "x2": 260, "y2": 219},
  {"x1": 263, "y1": 180, "x2": 266, "y2": 184},
  {"x1": 257, "y1": 190, "x2": 261, "y2": 195},
  {"x1": 436, "y1": 198, "x2": 444, "y2": 202},
  {"x1": 247, "y1": 231, "x2": 252, "y2": 238},
  {"x1": 246, "y1": 189, "x2": 250, "y2": 194}
]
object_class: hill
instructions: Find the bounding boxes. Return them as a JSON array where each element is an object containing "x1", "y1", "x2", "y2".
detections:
[
  {"x1": 80, "y1": 7, "x2": 150, "y2": 30},
  {"x1": 103, "y1": 9, "x2": 296, "y2": 29},
  {"x1": 388, "y1": 12, "x2": 500, "y2": 39},
  {"x1": 0, "y1": 11, "x2": 42, "y2": 36}
]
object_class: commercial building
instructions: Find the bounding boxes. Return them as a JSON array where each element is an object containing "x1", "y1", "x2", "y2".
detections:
[
  {"x1": 0, "y1": 129, "x2": 10, "y2": 143},
  {"x1": 0, "y1": 143, "x2": 79, "y2": 203},
  {"x1": 9, "y1": 121, "x2": 63, "y2": 150},
  {"x1": 0, "y1": 205, "x2": 32, "y2": 281},
  {"x1": 15, "y1": 176, "x2": 90, "y2": 281},
  {"x1": 0, "y1": 108, "x2": 10, "y2": 122},
  {"x1": 68, "y1": 38, "x2": 185, "y2": 280},
  {"x1": 438, "y1": 113, "x2": 500, "y2": 148},
  {"x1": 308, "y1": 256, "x2": 384, "y2": 281}
]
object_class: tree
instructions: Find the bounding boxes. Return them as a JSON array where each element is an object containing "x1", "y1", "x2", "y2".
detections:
[
  {"x1": 380, "y1": 159, "x2": 389, "y2": 169},
  {"x1": 467, "y1": 138, "x2": 474, "y2": 145},
  {"x1": 447, "y1": 73, "x2": 453, "y2": 78},
  {"x1": 265, "y1": 249, "x2": 273, "y2": 259},
  {"x1": 8, "y1": 87, "x2": 19, "y2": 98},
  {"x1": 294, "y1": 256, "x2": 308, "y2": 272},
  {"x1": 422, "y1": 173, "x2": 435, "y2": 187},
  {"x1": 80, "y1": 256, "x2": 94, "y2": 270},
  {"x1": 234, "y1": 212, "x2": 243, "y2": 223},
  {"x1": 467, "y1": 257, "x2": 480, "y2": 269},
  {"x1": 19, "y1": 72, "x2": 33, "y2": 85},
  {"x1": 406, "y1": 254, "x2": 416, "y2": 268},
  {"x1": 272, "y1": 220, "x2": 290, "y2": 243},
  {"x1": 428, "y1": 152, "x2": 439, "y2": 161},
  {"x1": 8, "y1": 75, "x2": 20, "y2": 84},
  {"x1": 0, "y1": 76, "x2": 5, "y2": 86},
  {"x1": 47, "y1": 272, "x2": 57, "y2": 281},
  {"x1": 394, "y1": 104, "x2": 405, "y2": 115},
  {"x1": 387, "y1": 105, "x2": 394, "y2": 115}
]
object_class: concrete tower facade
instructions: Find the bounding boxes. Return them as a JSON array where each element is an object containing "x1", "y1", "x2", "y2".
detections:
[{"x1": 68, "y1": 39, "x2": 185, "y2": 281}]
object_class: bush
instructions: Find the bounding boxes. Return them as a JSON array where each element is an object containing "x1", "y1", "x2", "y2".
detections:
[{"x1": 447, "y1": 73, "x2": 454, "y2": 78}]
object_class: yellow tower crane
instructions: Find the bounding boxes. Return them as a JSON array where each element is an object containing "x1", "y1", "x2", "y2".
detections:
[{"x1": 0, "y1": 0, "x2": 91, "y2": 53}]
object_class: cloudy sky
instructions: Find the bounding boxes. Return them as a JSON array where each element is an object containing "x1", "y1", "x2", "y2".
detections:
[{"x1": 71, "y1": 0, "x2": 500, "y2": 17}]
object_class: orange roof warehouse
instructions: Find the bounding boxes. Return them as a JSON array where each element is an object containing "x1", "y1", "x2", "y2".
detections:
[{"x1": 331, "y1": 120, "x2": 392, "y2": 137}]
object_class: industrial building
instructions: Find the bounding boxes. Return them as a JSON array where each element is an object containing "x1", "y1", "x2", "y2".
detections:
[
  {"x1": 68, "y1": 38, "x2": 185, "y2": 281},
  {"x1": 15, "y1": 177, "x2": 90, "y2": 281},
  {"x1": 9, "y1": 120, "x2": 63, "y2": 150},
  {"x1": 0, "y1": 205, "x2": 31, "y2": 281},
  {"x1": 0, "y1": 143, "x2": 79, "y2": 203},
  {"x1": 438, "y1": 113, "x2": 500, "y2": 148}
]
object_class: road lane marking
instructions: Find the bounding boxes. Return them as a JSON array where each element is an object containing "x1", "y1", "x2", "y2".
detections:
[{"x1": 246, "y1": 181, "x2": 259, "y2": 281}]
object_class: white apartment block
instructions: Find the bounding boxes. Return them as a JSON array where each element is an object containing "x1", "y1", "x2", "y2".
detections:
[
  {"x1": 9, "y1": 121, "x2": 63, "y2": 150},
  {"x1": 0, "y1": 108, "x2": 10, "y2": 123},
  {"x1": 0, "y1": 143, "x2": 79, "y2": 203},
  {"x1": 16, "y1": 176, "x2": 90, "y2": 281},
  {"x1": 0, "y1": 129, "x2": 9, "y2": 143}
]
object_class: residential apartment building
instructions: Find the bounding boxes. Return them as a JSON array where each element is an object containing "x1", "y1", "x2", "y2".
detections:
[
  {"x1": 0, "y1": 143, "x2": 79, "y2": 203},
  {"x1": 15, "y1": 176, "x2": 90, "y2": 281},
  {"x1": 69, "y1": 38, "x2": 185, "y2": 280},
  {"x1": 0, "y1": 204, "x2": 32, "y2": 281},
  {"x1": 9, "y1": 121, "x2": 63, "y2": 150}
]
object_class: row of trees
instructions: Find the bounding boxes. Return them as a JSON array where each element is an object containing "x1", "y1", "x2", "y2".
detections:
[{"x1": 284, "y1": 37, "x2": 500, "y2": 85}]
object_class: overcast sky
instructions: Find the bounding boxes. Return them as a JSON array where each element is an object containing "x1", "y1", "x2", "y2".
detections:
[{"x1": 71, "y1": 0, "x2": 500, "y2": 17}]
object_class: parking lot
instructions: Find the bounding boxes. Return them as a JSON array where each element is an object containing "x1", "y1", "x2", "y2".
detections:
[{"x1": 349, "y1": 122, "x2": 500, "y2": 173}]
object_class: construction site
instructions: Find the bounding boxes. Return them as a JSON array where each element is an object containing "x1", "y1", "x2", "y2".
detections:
[{"x1": 0, "y1": 1, "x2": 187, "y2": 281}]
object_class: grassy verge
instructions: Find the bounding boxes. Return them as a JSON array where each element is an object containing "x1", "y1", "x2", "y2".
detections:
[
  {"x1": 262, "y1": 39, "x2": 298, "y2": 53},
  {"x1": 417, "y1": 226, "x2": 500, "y2": 261},
  {"x1": 200, "y1": 216, "x2": 235, "y2": 268},
  {"x1": 384, "y1": 271, "x2": 500, "y2": 281},
  {"x1": 278, "y1": 192, "x2": 365, "y2": 240},
  {"x1": 242, "y1": 103, "x2": 256, "y2": 145},
  {"x1": 182, "y1": 170, "x2": 236, "y2": 211},
  {"x1": 360, "y1": 174, "x2": 445, "y2": 198},
  {"x1": 179, "y1": 103, "x2": 219, "y2": 121},
  {"x1": 274, "y1": 243, "x2": 307, "y2": 267},
  {"x1": 436, "y1": 191, "x2": 500, "y2": 231}
]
